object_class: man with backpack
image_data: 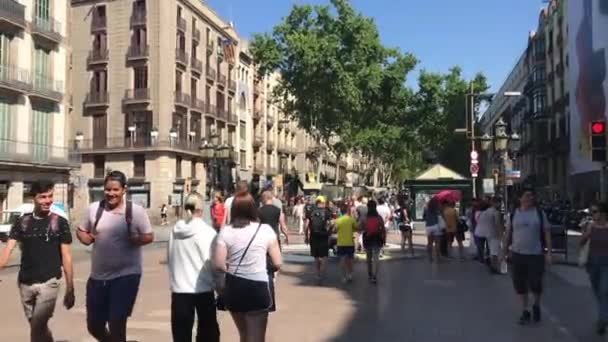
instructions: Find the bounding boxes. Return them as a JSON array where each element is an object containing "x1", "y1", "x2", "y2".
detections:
[
  {"x1": 0, "y1": 180, "x2": 75, "y2": 342},
  {"x1": 501, "y1": 185, "x2": 552, "y2": 325},
  {"x1": 304, "y1": 196, "x2": 333, "y2": 284},
  {"x1": 77, "y1": 171, "x2": 154, "y2": 341}
]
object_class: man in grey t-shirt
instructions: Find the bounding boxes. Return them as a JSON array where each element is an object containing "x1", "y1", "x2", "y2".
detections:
[{"x1": 503, "y1": 186, "x2": 552, "y2": 326}]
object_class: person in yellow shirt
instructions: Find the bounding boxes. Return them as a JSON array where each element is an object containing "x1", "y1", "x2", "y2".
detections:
[{"x1": 334, "y1": 203, "x2": 358, "y2": 283}]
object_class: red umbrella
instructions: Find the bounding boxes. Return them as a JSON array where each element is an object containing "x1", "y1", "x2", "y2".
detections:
[{"x1": 433, "y1": 190, "x2": 462, "y2": 203}]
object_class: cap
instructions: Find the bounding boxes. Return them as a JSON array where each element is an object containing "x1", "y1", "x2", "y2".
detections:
[{"x1": 316, "y1": 195, "x2": 327, "y2": 204}]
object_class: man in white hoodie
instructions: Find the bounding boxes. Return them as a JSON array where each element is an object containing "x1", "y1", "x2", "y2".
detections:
[{"x1": 167, "y1": 192, "x2": 220, "y2": 342}]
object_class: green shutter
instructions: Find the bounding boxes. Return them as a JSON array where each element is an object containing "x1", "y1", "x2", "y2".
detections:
[
  {"x1": 31, "y1": 109, "x2": 49, "y2": 161},
  {"x1": 33, "y1": 48, "x2": 50, "y2": 90}
]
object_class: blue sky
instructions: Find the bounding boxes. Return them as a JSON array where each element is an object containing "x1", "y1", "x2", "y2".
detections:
[{"x1": 207, "y1": 0, "x2": 548, "y2": 91}]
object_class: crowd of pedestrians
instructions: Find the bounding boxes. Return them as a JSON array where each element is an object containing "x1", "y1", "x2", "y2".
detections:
[{"x1": 3, "y1": 174, "x2": 608, "y2": 340}]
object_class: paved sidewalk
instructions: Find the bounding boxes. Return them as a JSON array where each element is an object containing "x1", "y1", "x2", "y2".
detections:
[{"x1": 0, "y1": 238, "x2": 600, "y2": 342}]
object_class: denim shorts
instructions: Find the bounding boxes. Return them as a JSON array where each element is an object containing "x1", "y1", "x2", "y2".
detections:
[
  {"x1": 86, "y1": 273, "x2": 141, "y2": 322},
  {"x1": 337, "y1": 246, "x2": 355, "y2": 258}
]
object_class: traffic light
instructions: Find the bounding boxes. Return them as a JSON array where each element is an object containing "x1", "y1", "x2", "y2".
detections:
[{"x1": 590, "y1": 120, "x2": 607, "y2": 162}]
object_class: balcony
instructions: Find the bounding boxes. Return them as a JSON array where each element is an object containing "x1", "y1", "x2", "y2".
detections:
[
  {"x1": 206, "y1": 42, "x2": 214, "y2": 55},
  {"x1": 126, "y1": 44, "x2": 149, "y2": 61},
  {"x1": 228, "y1": 112, "x2": 238, "y2": 125},
  {"x1": 0, "y1": 64, "x2": 31, "y2": 94},
  {"x1": 177, "y1": 17, "x2": 186, "y2": 32},
  {"x1": 31, "y1": 16, "x2": 62, "y2": 46},
  {"x1": 30, "y1": 75, "x2": 63, "y2": 102},
  {"x1": 175, "y1": 49, "x2": 189, "y2": 69},
  {"x1": 278, "y1": 145, "x2": 289, "y2": 155},
  {"x1": 0, "y1": 139, "x2": 80, "y2": 168},
  {"x1": 0, "y1": 0, "x2": 26, "y2": 32},
  {"x1": 228, "y1": 79, "x2": 236, "y2": 93},
  {"x1": 72, "y1": 137, "x2": 202, "y2": 157},
  {"x1": 190, "y1": 98, "x2": 205, "y2": 113},
  {"x1": 253, "y1": 162, "x2": 264, "y2": 174},
  {"x1": 191, "y1": 58, "x2": 203, "y2": 75},
  {"x1": 204, "y1": 102, "x2": 216, "y2": 118},
  {"x1": 266, "y1": 115, "x2": 275, "y2": 127},
  {"x1": 206, "y1": 66, "x2": 216, "y2": 82},
  {"x1": 91, "y1": 15, "x2": 106, "y2": 32},
  {"x1": 174, "y1": 91, "x2": 190, "y2": 108},
  {"x1": 218, "y1": 73, "x2": 227, "y2": 87},
  {"x1": 253, "y1": 133, "x2": 263, "y2": 148},
  {"x1": 254, "y1": 82, "x2": 263, "y2": 96},
  {"x1": 193, "y1": 28, "x2": 201, "y2": 42},
  {"x1": 216, "y1": 106, "x2": 227, "y2": 121},
  {"x1": 87, "y1": 48, "x2": 109, "y2": 67},
  {"x1": 267, "y1": 139, "x2": 275, "y2": 151},
  {"x1": 123, "y1": 88, "x2": 150, "y2": 106},
  {"x1": 84, "y1": 92, "x2": 109, "y2": 108},
  {"x1": 253, "y1": 109, "x2": 263, "y2": 121},
  {"x1": 130, "y1": 11, "x2": 146, "y2": 27}
]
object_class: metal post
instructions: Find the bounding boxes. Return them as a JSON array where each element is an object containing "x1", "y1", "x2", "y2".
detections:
[
  {"x1": 601, "y1": 164, "x2": 606, "y2": 201},
  {"x1": 503, "y1": 151, "x2": 508, "y2": 212},
  {"x1": 469, "y1": 83, "x2": 477, "y2": 197}
]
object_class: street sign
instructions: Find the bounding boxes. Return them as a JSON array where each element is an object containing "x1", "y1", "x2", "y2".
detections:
[
  {"x1": 470, "y1": 163, "x2": 479, "y2": 177},
  {"x1": 505, "y1": 170, "x2": 521, "y2": 179},
  {"x1": 470, "y1": 150, "x2": 479, "y2": 160},
  {"x1": 483, "y1": 178, "x2": 495, "y2": 194}
]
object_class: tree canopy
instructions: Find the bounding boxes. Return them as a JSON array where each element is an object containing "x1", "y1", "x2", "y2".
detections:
[{"x1": 251, "y1": 0, "x2": 489, "y2": 181}]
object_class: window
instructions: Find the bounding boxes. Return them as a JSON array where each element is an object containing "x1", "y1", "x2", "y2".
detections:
[
  {"x1": 240, "y1": 150, "x2": 246, "y2": 168},
  {"x1": 0, "y1": 34, "x2": 9, "y2": 66},
  {"x1": 134, "y1": 66, "x2": 148, "y2": 88},
  {"x1": 175, "y1": 70, "x2": 182, "y2": 92},
  {"x1": 239, "y1": 120, "x2": 246, "y2": 140},
  {"x1": 35, "y1": 0, "x2": 50, "y2": 21},
  {"x1": 92, "y1": 115, "x2": 107, "y2": 149},
  {"x1": 94, "y1": 33, "x2": 107, "y2": 51},
  {"x1": 191, "y1": 161, "x2": 197, "y2": 179},
  {"x1": 176, "y1": 156, "x2": 182, "y2": 178},
  {"x1": 191, "y1": 77, "x2": 197, "y2": 99},
  {"x1": 190, "y1": 113, "x2": 201, "y2": 142},
  {"x1": 93, "y1": 70, "x2": 107, "y2": 92},
  {"x1": 134, "y1": 154, "x2": 145, "y2": 177},
  {"x1": 33, "y1": 48, "x2": 50, "y2": 87},
  {"x1": 31, "y1": 109, "x2": 50, "y2": 161},
  {"x1": 94, "y1": 156, "x2": 105, "y2": 178},
  {"x1": 133, "y1": 28, "x2": 147, "y2": 46},
  {"x1": 126, "y1": 111, "x2": 151, "y2": 146}
]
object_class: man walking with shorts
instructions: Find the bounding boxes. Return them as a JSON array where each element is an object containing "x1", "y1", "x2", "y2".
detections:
[
  {"x1": 77, "y1": 171, "x2": 154, "y2": 341},
  {"x1": 0, "y1": 180, "x2": 75, "y2": 342},
  {"x1": 305, "y1": 196, "x2": 333, "y2": 284},
  {"x1": 502, "y1": 185, "x2": 551, "y2": 325}
]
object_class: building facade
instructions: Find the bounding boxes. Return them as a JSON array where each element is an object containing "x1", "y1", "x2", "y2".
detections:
[
  {"x1": 481, "y1": 0, "x2": 569, "y2": 201},
  {"x1": 70, "y1": 0, "x2": 242, "y2": 220},
  {"x1": 0, "y1": 0, "x2": 74, "y2": 212}
]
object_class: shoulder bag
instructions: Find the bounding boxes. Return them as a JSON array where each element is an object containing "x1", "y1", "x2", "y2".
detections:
[{"x1": 222, "y1": 223, "x2": 273, "y2": 313}]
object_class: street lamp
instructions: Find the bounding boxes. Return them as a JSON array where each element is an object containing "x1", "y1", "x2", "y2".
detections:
[{"x1": 494, "y1": 118, "x2": 509, "y2": 151}]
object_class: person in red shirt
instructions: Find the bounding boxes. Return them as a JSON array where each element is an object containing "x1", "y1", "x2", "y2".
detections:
[{"x1": 211, "y1": 192, "x2": 226, "y2": 231}]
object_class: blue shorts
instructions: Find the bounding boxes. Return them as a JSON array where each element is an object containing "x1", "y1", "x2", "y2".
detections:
[
  {"x1": 337, "y1": 246, "x2": 355, "y2": 258},
  {"x1": 86, "y1": 274, "x2": 141, "y2": 322}
]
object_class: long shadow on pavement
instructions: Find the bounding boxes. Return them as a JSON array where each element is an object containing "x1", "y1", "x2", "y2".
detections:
[{"x1": 279, "y1": 249, "x2": 599, "y2": 342}]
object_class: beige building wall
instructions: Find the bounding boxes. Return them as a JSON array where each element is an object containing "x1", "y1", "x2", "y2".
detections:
[{"x1": 0, "y1": 0, "x2": 73, "y2": 213}]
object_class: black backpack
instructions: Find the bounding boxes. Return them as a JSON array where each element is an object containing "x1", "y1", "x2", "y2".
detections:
[
  {"x1": 309, "y1": 208, "x2": 330, "y2": 235},
  {"x1": 93, "y1": 199, "x2": 133, "y2": 236},
  {"x1": 508, "y1": 207, "x2": 547, "y2": 251}
]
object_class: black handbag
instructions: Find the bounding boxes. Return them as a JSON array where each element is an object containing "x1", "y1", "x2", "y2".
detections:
[{"x1": 221, "y1": 223, "x2": 273, "y2": 312}]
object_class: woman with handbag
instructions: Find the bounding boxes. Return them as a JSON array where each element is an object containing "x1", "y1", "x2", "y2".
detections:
[
  {"x1": 580, "y1": 201, "x2": 608, "y2": 336},
  {"x1": 213, "y1": 191, "x2": 282, "y2": 342}
]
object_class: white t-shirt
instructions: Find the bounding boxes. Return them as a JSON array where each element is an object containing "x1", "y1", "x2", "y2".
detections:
[
  {"x1": 217, "y1": 222, "x2": 277, "y2": 282},
  {"x1": 377, "y1": 204, "x2": 392, "y2": 228},
  {"x1": 474, "y1": 207, "x2": 501, "y2": 239},
  {"x1": 224, "y1": 196, "x2": 235, "y2": 224}
]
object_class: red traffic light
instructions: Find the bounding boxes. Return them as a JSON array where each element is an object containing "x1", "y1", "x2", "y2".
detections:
[{"x1": 592, "y1": 121, "x2": 606, "y2": 135}]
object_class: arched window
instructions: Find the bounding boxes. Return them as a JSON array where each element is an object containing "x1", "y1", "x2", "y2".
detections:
[{"x1": 239, "y1": 93, "x2": 247, "y2": 111}]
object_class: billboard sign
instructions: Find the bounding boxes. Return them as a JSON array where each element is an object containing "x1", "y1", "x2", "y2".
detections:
[{"x1": 569, "y1": 0, "x2": 608, "y2": 174}]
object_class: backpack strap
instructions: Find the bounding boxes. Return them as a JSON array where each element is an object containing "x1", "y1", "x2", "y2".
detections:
[
  {"x1": 537, "y1": 207, "x2": 547, "y2": 252},
  {"x1": 92, "y1": 200, "x2": 106, "y2": 235},
  {"x1": 126, "y1": 200, "x2": 133, "y2": 236}
]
